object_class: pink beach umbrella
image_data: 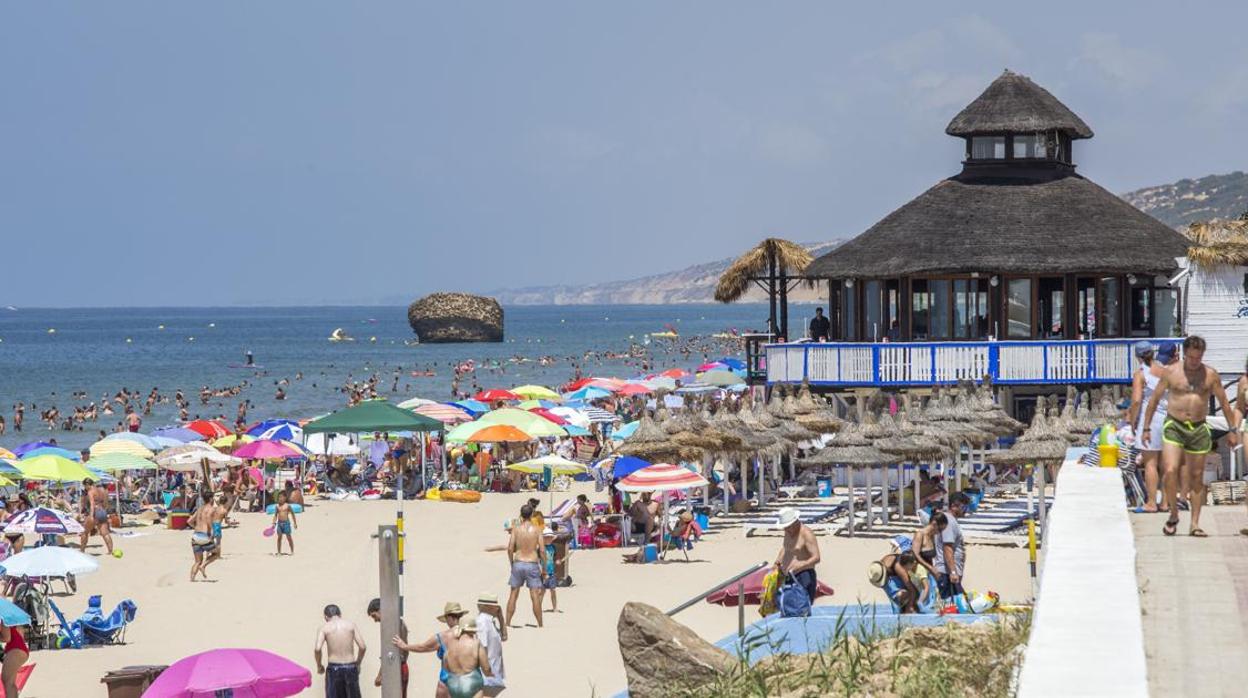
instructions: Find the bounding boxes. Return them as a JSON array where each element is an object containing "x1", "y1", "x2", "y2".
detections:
[
  {"x1": 143, "y1": 647, "x2": 311, "y2": 697},
  {"x1": 231, "y1": 439, "x2": 301, "y2": 461}
]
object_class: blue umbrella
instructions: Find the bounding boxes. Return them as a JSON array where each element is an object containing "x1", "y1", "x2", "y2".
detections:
[
  {"x1": 612, "y1": 421, "x2": 639, "y2": 440},
  {"x1": 103, "y1": 432, "x2": 162, "y2": 450},
  {"x1": 253, "y1": 423, "x2": 302, "y2": 441},
  {"x1": 0, "y1": 598, "x2": 31, "y2": 627},
  {"x1": 12, "y1": 442, "x2": 54, "y2": 458},
  {"x1": 246, "y1": 419, "x2": 300, "y2": 437},
  {"x1": 564, "y1": 386, "x2": 611, "y2": 402},
  {"x1": 20, "y1": 447, "x2": 81, "y2": 461},
  {"x1": 563, "y1": 425, "x2": 591, "y2": 437},
  {"x1": 451, "y1": 400, "x2": 489, "y2": 416},
  {"x1": 610, "y1": 456, "x2": 651, "y2": 479},
  {"x1": 152, "y1": 427, "x2": 203, "y2": 443},
  {"x1": 0, "y1": 461, "x2": 21, "y2": 476}
]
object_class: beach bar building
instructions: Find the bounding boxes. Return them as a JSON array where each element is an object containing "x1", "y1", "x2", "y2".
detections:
[{"x1": 765, "y1": 70, "x2": 1191, "y2": 390}]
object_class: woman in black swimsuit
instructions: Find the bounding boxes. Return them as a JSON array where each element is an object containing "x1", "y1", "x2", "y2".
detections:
[{"x1": 911, "y1": 512, "x2": 948, "y2": 578}]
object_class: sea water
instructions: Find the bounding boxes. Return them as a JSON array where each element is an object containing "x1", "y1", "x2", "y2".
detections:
[{"x1": 0, "y1": 304, "x2": 791, "y2": 449}]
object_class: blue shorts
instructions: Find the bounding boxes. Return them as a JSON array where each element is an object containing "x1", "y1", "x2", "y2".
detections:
[
  {"x1": 508, "y1": 561, "x2": 542, "y2": 589},
  {"x1": 276, "y1": 521, "x2": 292, "y2": 536}
]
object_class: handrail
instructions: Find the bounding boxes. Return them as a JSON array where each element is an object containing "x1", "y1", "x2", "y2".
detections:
[{"x1": 667, "y1": 561, "x2": 770, "y2": 638}]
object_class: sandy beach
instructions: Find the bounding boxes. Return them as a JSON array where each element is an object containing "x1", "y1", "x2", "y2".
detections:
[{"x1": 29, "y1": 483, "x2": 1033, "y2": 697}]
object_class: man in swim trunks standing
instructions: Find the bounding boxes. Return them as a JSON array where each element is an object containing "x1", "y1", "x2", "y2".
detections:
[
  {"x1": 188, "y1": 491, "x2": 220, "y2": 581},
  {"x1": 504, "y1": 504, "x2": 547, "y2": 629},
  {"x1": 1143, "y1": 335, "x2": 1241, "y2": 537},
  {"x1": 79, "y1": 478, "x2": 116, "y2": 557},
  {"x1": 315, "y1": 603, "x2": 366, "y2": 698}
]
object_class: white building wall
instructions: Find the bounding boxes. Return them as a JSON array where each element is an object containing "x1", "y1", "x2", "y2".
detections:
[{"x1": 1183, "y1": 264, "x2": 1248, "y2": 375}]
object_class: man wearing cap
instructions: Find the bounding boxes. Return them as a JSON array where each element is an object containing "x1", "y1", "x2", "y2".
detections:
[
  {"x1": 773, "y1": 507, "x2": 821, "y2": 604},
  {"x1": 1143, "y1": 335, "x2": 1241, "y2": 537},
  {"x1": 475, "y1": 593, "x2": 507, "y2": 695}
]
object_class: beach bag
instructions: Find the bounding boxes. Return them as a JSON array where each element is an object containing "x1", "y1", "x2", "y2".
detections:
[
  {"x1": 576, "y1": 525, "x2": 595, "y2": 549},
  {"x1": 778, "y1": 575, "x2": 812, "y2": 618},
  {"x1": 758, "y1": 569, "x2": 780, "y2": 617},
  {"x1": 592, "y1": 523, "x2": 621, "y2": 549}
]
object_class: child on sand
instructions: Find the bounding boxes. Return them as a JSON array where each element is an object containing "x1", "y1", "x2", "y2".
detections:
[
  {"x1": 273, "y1": 492, "x2": 297, "y2": 555},
  {"x1": 541, "y1": 523, "x2": 570, "y2": 613}
]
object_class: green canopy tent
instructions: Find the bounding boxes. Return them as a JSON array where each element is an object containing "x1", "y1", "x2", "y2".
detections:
[{"x1": 302, "y1": 399, "x2": 444, "y2": 435}]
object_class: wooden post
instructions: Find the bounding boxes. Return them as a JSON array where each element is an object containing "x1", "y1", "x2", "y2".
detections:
[
  {"x1": 377, "y1": 525, "x2": 402, "y2": 698},
  {"x1": 768, "y1": 251, "x2": 778, "y2": 337},
  {"x1": 845, "y1": 466, "x2": 855, "y2": 537}
]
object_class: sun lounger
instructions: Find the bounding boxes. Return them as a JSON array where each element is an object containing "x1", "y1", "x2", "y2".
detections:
[
  {"x1": 742, "y1": 503, "x2": 846, "y2": 537},
  {"x1": 72, "y1": 595, "x2": 137, "y2": 645},
  {"x1": 958, "y1": 497, "x2": 1052, "y2": 536}
]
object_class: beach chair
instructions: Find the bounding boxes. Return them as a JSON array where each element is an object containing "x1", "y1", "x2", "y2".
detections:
[
  {"x1": 48, "y1": 600, "x2": 83, "y2": 649},
  {"x1": 11, "y1": 581, "x2": 50, "y2": 650},
  {"x1": 72, "y1": 595, "x2": 138, "y2": 645},
  {"x1": 742, "y1": 503, "x2": 846, "y2": 537}
]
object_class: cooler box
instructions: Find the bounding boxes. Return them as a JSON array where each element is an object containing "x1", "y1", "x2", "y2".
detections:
[
  {"x1": 816, "y1": 477, "x2": 833, "y2": 498},
  {"x1": 694, "y1": 512, "x2": 710, "y2": 531},
  {"x1": 101, "y1": 665, "x2": 167, "y2": 698},
  {"x1": 168, "y1": 513, "x2": 190, "y2": 530},
  {"x1": 642, "y1": 543, "x2": 658, "y2": 563}
]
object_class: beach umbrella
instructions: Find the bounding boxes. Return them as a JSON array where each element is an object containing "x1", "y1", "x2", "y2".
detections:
[
  {"x1": 152, "y1": 427, "x2": 205, "y2": 443},
  {"x1": 2, "y1": 507, "x2": 85, "y2": 535},
  {"x1": 528, "y1": 408, "x2": 569, "y2": 425},
  {"x1": 143, "y1": 647, "x2": 311, "y2": 698},
  {"x1": 158, "y1": 449, "x2": 242, "y2": 472},
  {"x1": 617, "y1": 383, "x2": 652, "y2": 396},
  {"x1": 660, "y1": 369, "x2": 691, "y2": 379},
  {"x1": 12, "y1": 442, "x2": 54, "y2": 458},
  {"x1": 605, "y1": 455, "x2": 651, "y2": 479},
  {"x1": 0, "y1": 448, "x2": 13, "y2": 460},
  {"x1": 699, "y1": 370, "x2": 744, "y2": 387},
  {"x1": 707, "y1": 566, "x2": 834, "y2": 607},
  {"x1": 102, "y1": 432, "x2": 163, "y2": 451},
  {"x1": 14, "y1": 455, "x2": 96, "y2": 482},
  {"x1": 547, "y1": 407, "x2": 591, "y2": 429},
  {"x1": 253, "y1": 423, "x2": 303, "y2": 442},
  {"x1": 583, "y1": 407, "x2": 617, "y2": 424},
  {"x1": 564, "y1": 386, "x2": 611, "y2": 402},
  {"x1": 507, "y1": 455, "x2": 588, "y2": 475},
  {"x1": 612, "y1": 421, "x2": 640, "y2": 440},
  {"x1": 511, "y1": 385, "x2": 561, "y2": 401},
  {"x1": 641, "y1": 376, "x2": 678, "y2": 391},
  {"x1": 0, "y1": 546, "x2": 99, "y2": 577},
  {"x1": 396, "y1": 396, "x2": 439, "y2": 409},
  {"x1": 697, "y1": 361, "x2": 729, "y2": 372},
  {"x1": 20, "y1": 446, "x2": 82, "y2": 461},
  {"x1": 465, "y1": 424, "x2": 534, "y2": 443},
  {"x1": 472, "y1": 408, "x2": 566, "y2": 437},
  {"x1": 212, "y1": 434, "x2": 254, "y2": 449},
  {"x1": 88, "y1": 453, "x2": 159, "y2": 472},
  {"x1": 0, "y1": 598, "x2": 31, "y2": 627},
  {"x1": 186, "y1": 420, "x2": 231, "y2": 439},
  {"x1": 516, "y1": 400, "x2": 555, "y2": 410},
  {"x1": 451, "y1": 399, "x2": 489, "y2": 416},
  {"x1": 90, "y1": 439, "x2": 155, "y2": 459},
  {"x1": 717, "y1": 357, "x2": 747, "y2": 371},
  {"x1": 616, "y1": 462, "x2": 709, "y2": 493},
  {"x1": 232, "y1": 439, "x2": 302, "y2": 461},
  {"x1": 562, "y1": 378, "x2": 595, "y2": 392},
  {"x1": 246, "y1": 419, "x2": 300, "y2": 437},
  {"x1": 413, "y1": 403, "x2": 475, "y2": 425},
  {"x1": 475, "y1": 389, "x2": 522, "y2": 403},
  {"x1": 302, "y1": 400, "x2": 443, "y2": 434}
]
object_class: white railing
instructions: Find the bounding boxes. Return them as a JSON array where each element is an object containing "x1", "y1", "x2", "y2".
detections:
[{"x1": 765, "y1": 339, "x2": 1150, "y2": 387}]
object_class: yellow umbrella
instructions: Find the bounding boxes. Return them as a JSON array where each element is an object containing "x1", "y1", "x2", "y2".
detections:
[
  {"x1": 506, "y1": 455, "x2": 588, "y2": 476},
  {"x1": 89, "y1": 439, "x2": 155, "y2": 459},
  {"x1": 15, "y1": 455, "x2": 96, "y2": 482},
  {"x1": 0, "y1": 474, "x2": 13, "y2": 487},
  {"x1": 212, "y1": 434, "x2": 254, "y2": 448},
  {"x1": 0, "y1": 448, "x2": 15, "y2": 460},
  {"x1": 512, "y1": 385, "x2": 562, "y2": 401}
]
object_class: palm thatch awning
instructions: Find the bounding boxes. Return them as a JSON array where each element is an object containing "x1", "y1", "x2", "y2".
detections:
[
  {"x1": 946, "y1": 70, "x2": 1093, "y2": 139},
  {"x1": 1185, "y1": 218, "x2": 1248, "y2": 269},
  {"x1": 806, "y1": 175, "x2": 1190, "y2": 279},
  {"x1": 714, "y1": 238, "x2": 813, "y2": 303}
]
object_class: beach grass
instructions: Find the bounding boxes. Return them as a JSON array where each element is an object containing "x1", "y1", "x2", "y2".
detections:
[{"x1": 674, "y1": 611, "x2": 1031, "y2": 698}]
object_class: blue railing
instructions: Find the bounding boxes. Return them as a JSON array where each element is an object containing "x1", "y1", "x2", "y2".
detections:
[{"x1": 765, "y1": 338, "x2": 1159, "y2": 387}]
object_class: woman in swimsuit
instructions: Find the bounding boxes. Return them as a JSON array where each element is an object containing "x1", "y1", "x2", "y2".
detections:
[
  {"x1": 393, "y1": 602, "x2": 465, "y2": 698},
  {"x1": 1, "y1": 620, "x2": 29, "y2": 697},
  {"x1": 441, "y1": 613, "x2": 491, "y2": 698},
  {"x1": 911, "y1": 512, "x2": 947, "y2": 579}
]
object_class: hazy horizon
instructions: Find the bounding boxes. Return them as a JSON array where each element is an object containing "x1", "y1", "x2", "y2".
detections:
[{"x1": 5, "y1": 2, "x2": 1247, "y2": 307}]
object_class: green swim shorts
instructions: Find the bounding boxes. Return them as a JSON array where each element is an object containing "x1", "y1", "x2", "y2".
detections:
[{"x1": 1162, "y1": 419, "x2": 1212, "y2": 455}]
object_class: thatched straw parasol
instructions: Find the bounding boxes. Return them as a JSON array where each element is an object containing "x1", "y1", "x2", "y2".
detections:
[
  {"x1": 713, "y1": 405, "x2": 773, "y2": 453},
  {"x1": 803, "y1": 440, "x2": 903, "y2": 467},
  {"x1": 794, "y1": 389, "x2": 844, "y2": 435},
  {"x1": 714, "y1": 238, "x2": 814, "y2": 338},
  {"x1": 1185, "y1": 217, "x2": 1248, "y2": 269}
]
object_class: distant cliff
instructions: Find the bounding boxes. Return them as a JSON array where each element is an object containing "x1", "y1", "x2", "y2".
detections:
[
  {"x1": 1121, "y1": 171, "x2": 1248, "y2": 229},
  {"x1": 495, "y1": 242, "x2": 841, "y2": 305}
]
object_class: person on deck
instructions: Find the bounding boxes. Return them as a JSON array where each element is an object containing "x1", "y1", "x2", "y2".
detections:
[{"x1": 808, "y1": 308, "x2": 831, "y2": 342}]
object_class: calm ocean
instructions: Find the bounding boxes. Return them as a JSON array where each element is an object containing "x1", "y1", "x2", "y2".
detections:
[{"x1": 0, "y1": 304, "x2": 791, "y2": 450}]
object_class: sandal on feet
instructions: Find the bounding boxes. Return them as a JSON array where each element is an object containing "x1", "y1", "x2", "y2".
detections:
[
  {"x1": 1190, "y1": 528, "x2": 1208, "y2": 538},
  {"x1": 1240, "y1": 528, "x2": 1248, "y2": 537},
  {"x1": 1163, "y1": 517, "x2": 1179, "y2": 536}
]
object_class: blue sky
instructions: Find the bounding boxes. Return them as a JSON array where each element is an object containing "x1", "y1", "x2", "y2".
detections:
[{"x1": 3, "y1": 2, "x2": 1246, "y2": 306}]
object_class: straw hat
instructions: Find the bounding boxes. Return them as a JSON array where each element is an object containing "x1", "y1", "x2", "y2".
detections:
[
  {"x1": 476, "y1": 593, "x2": 500, "y2": 608},
  {"x1": 456, "y1": 612, "x2": 479, "y2": 636},
  {"x1": 437, "y1": 601, "x2": 466, "y2": 623},
  {"x1": 867, "y1": 560, "x2": 887, "y2": 587},
  {"x1": 775, "y1": 507, "x2": 800, "y2": 529}
]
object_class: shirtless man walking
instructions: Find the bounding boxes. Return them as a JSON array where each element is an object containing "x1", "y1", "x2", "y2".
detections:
[
  {"x1": 79, "y1": 478, "x2": 116, "y2": 557},
  {"x1": 188, "y1": 491, "x2": 220, "y2": 581},
  {"x1": 504, "y1": 504, "x2": 547, "y2": 629},
  {"x1": 773, "y1": 507, "x2": 822, "y2": 610},
  {"x1": 1143, "y1": 335, "x2": 1241, "y2": 537},
  {"x1": 315, "y1": 603, "x2": 367, "y2": 698}
]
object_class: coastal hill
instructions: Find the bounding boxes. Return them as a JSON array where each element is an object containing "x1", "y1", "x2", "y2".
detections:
[{"x1": 496, "y1": 172, "x2": 1248, "y2": 305}]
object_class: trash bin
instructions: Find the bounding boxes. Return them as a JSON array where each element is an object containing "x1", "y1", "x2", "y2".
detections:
[{"x1": 101, "y1": 665, "x2": 167, "y2": 698}]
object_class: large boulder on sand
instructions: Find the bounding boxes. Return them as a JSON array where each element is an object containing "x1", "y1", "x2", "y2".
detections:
[
  {"x1": 407, "y1": 292, "x2": 504, "y2": 343},
  {"x1": 617, "y1": 601, "x2": 735, "y2": 697}
]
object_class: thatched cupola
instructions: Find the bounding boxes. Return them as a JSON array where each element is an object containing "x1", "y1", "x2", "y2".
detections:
[{"x1": 947, "y1": 70, "x2": 1092, "y2": 178}]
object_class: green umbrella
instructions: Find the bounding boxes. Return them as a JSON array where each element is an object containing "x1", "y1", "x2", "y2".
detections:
[
  {"x1": 700, "y1": 370, "x2": 745, "y2": 387},
  {"x1": 15, "y1": 455, "x2": 96, "y2": 482},
  {"x1": 302, "y1": 399, "x2": 443, "y2": 434},
  {"x1": 88, "y1": 453, "x2": 159, "y2": 472},
  {"x1": 445, "y1": 408, "x2": 566, "y2": 441}
]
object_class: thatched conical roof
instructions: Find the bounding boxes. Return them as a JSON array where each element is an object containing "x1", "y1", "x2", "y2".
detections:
[
  {"x1": 946, "y1": 70, "x2": 1093, "y2": 139},
  {"x1": 714, "y1": 238, "x2": 814, "y2": 303},
  {"x1": 804, "y1": 443, "x2": 903, "y2": 466}
]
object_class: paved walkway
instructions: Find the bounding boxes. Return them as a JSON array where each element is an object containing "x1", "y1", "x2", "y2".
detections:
[{"x1": 1133, "y1": 505, "x2": 1248, "y2": 697}]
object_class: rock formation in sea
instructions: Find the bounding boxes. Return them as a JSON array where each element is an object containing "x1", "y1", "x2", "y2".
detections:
[{"x1": 407, "y1": 292, "x2": 504, "y2": 343}]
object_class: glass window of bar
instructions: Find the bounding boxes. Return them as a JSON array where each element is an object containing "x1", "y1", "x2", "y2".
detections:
[
  {"x1": 1012, "y1": 133, "x2": 1048, "y2": 159},
  {"x1": 1007, "y1": 278, "x2": 1032, "y2": 339},
  {"x1": 971, "y1": 136, "x2": 1006, "y2": 160}
]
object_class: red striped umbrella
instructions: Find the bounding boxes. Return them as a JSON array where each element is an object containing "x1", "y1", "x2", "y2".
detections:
[
  {"x1": 616, "y1": 462, "x2": 708, "y2": 493},
  {"x1": 414, "y1": 404, "x2": 475, "y2": 424},
  {"x1": 618, "y1": 383, "x2": 653, "y2": 396},
  {"x1": 476, "y1": 389, "x2": 521, "y2": 402}
]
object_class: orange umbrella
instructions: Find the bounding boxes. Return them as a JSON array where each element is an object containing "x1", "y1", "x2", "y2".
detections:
[{"x1": 466, "y1": 424, "x2": 533, "y2": 443}]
